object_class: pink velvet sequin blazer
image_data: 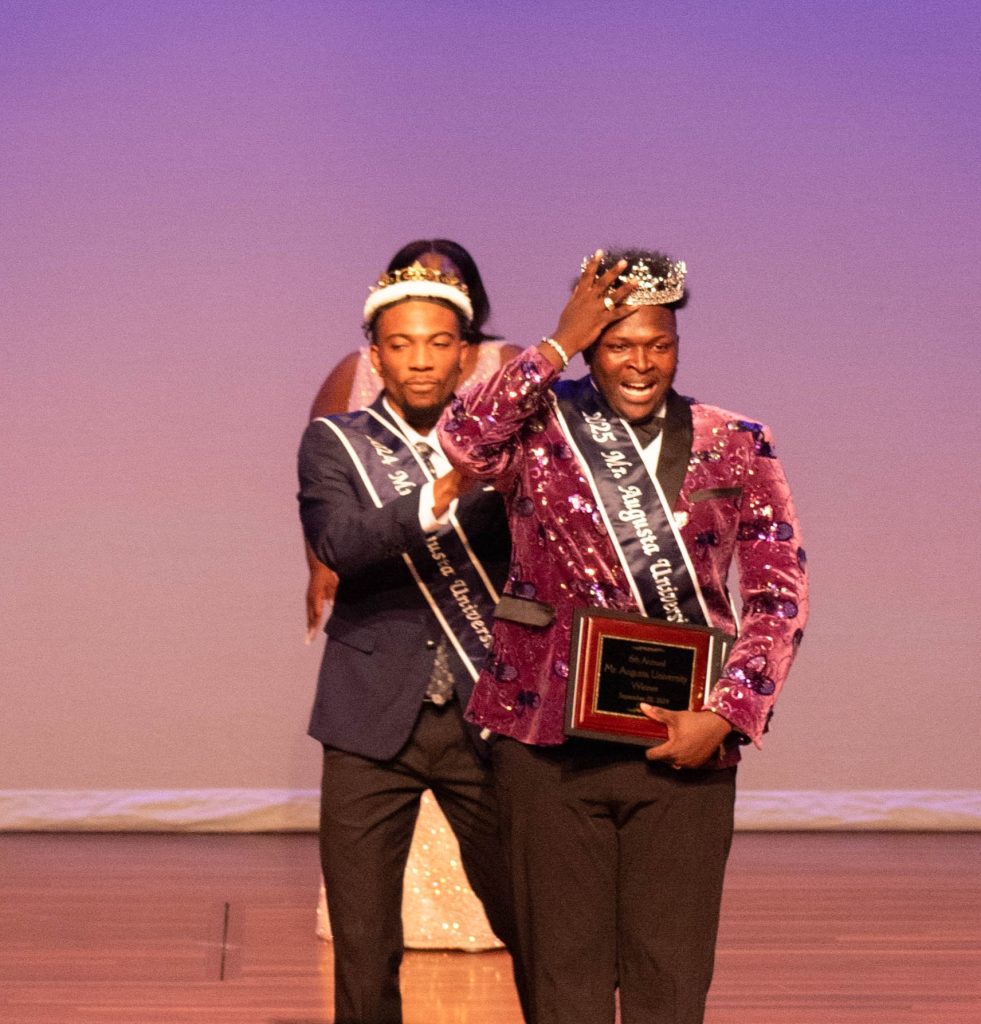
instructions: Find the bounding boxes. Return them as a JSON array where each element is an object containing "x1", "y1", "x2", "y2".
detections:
[{"x1": 438, "y1": 347, "x2": 808, "y2": 765}]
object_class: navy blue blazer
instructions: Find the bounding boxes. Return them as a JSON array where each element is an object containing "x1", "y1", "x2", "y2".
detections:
[{"x1": 297, "y1": 396, "x2": 511, "y2": 760}]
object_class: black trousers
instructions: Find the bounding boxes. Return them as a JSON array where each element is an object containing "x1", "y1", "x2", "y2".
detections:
[
  {"x1": 320, "y1": 701, "x2": 522, "y2": 1024},
  {"x1": 492, "y1": 737, "x2": 736, "y2": 1024}
]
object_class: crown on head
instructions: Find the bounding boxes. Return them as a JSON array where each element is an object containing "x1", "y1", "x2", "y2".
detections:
[
  {"x1": 582, "y1": 253, "x2": 687, "y2": 306},
  {"x1": 362, "y1": 261, "x2": 473, "y2": 325}
]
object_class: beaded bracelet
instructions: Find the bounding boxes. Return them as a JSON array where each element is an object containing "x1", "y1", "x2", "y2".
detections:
[{"x1": 540, "y1": 336, "x2": 570, "y2": 370}]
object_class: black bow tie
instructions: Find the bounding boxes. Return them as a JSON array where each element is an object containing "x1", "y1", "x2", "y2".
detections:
[{"x1": 630, "y1": 416, "x2": 665, "y2": 448}]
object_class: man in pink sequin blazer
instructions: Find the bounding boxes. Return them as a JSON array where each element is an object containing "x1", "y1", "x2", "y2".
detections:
[{"x1": 439, "y1": 249, "x2": 808, "y2": 1024}]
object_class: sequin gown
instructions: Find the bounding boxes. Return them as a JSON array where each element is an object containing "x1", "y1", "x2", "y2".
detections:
[{"x1": 316, "y1": 341, "x2": 510, "y2": 951}]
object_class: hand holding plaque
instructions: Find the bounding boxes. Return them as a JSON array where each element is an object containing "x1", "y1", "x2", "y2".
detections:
[
  {"x1": 565, "y1": 608, "x2": 731, "y2": 747},
  {"x1": 640, "y1": 705, "x2": 734, "y2": 768}
]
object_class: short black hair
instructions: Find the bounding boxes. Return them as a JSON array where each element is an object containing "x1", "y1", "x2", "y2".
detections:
[{"x1": 367, "y1": 295, "x2": 468, "y2": 346}]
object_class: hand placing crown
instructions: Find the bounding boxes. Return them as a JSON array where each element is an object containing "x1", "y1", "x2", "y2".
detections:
[{"x1": 580, "y1": 252, "x2": 687, "y2": 307}]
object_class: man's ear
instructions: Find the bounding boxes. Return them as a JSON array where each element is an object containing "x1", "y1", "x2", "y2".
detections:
[{"x1": 369, "y1": 343, "x2": 382, "y2": 377}]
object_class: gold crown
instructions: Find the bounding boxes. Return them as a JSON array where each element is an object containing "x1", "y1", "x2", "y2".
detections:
[
  {"x1": 581, "y1": 254, "x2": 687, "y2": 306},
  {"x1": 370, "y1": 262, "x2": 470, "y2": 295},
  {"x1": 363, "y1": 261, "x2": 473, "y2": 324}
]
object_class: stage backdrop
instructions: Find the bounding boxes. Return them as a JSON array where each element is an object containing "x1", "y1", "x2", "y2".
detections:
[{"x1": 2, "y1": 1, "x2": 978, "y2": 831}]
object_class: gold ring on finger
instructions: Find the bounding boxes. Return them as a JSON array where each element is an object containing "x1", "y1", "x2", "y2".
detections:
[{"x1": 603, "y1": 296, "x2": 616, "y2": 311}]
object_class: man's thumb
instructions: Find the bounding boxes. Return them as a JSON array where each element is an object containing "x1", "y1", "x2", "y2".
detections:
[{"x1": 639, "y1": 703, "x2": 673, "y2": 723}]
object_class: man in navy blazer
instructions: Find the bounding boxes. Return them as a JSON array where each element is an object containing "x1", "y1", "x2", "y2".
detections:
[{"x1": 298, "y1": 261, "x2": 520, "y2": 1024}]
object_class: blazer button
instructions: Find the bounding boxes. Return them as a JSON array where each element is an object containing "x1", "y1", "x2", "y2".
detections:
[{"x1": 425, "y1": 639, "x2": 437, "y2": 649}]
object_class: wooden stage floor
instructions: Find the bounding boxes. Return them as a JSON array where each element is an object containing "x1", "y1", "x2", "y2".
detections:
[{"x1": 1, "y1": 831, "x2": 978, "y2": 1023}]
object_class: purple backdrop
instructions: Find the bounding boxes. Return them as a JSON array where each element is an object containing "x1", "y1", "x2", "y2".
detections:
[{"x1": 2, "y1": 1, "x2": 978, "y2": 801}]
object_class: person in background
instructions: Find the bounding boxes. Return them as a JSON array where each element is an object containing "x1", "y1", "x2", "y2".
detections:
[
  {"x1": 304, "y1": 240, "x2": 520, "y2": 952},
  {"x1": 298, "y1": 256, "x2": 525, "y2": 1023}
]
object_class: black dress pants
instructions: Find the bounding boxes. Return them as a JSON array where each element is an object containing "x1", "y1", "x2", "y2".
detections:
[
  {"x1": 320, "y1": 701, "x2": 520, "y2": 1024},
  {"x1": 492, "y1": 737, "x2": 736, "y2": 1024}
]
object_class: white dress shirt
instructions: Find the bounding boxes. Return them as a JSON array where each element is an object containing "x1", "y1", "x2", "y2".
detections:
[{"x1": 382, "y1": 397, "x2": 457, "y2": 533}]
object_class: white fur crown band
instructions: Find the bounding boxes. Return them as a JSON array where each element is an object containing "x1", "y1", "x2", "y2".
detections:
[{"x1": 362, "y1": 262, "x2": 474, "y2": 325}]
